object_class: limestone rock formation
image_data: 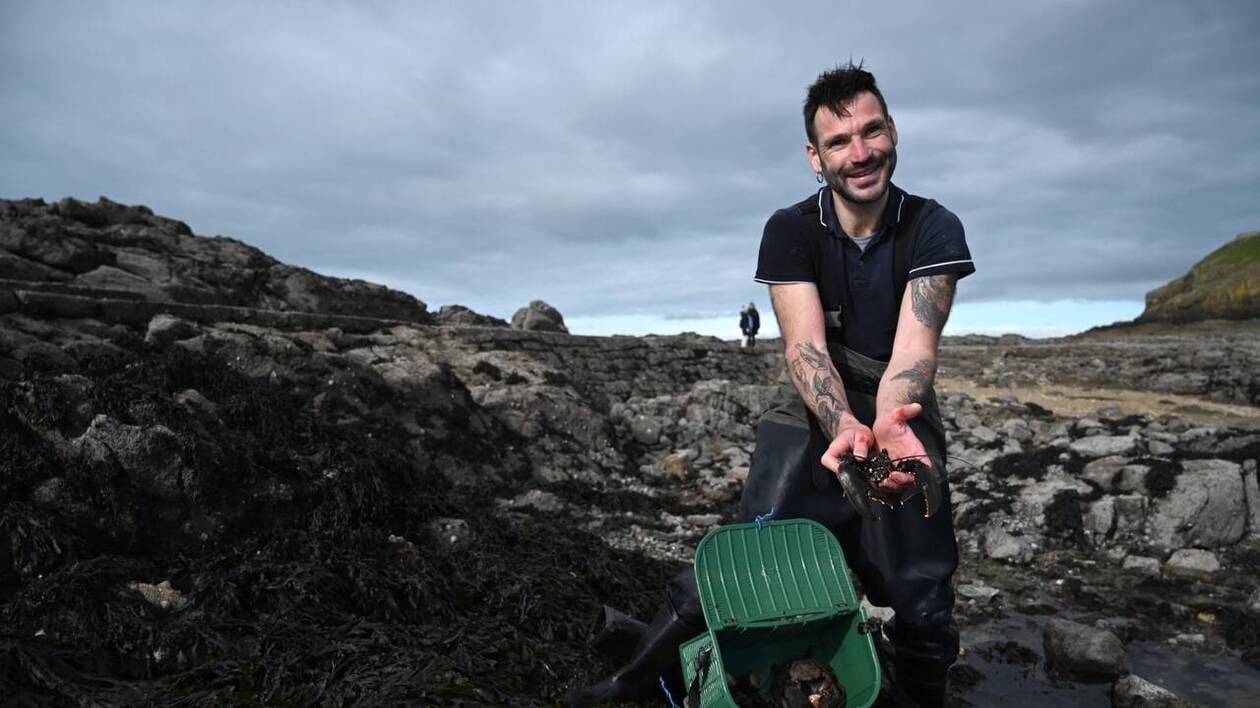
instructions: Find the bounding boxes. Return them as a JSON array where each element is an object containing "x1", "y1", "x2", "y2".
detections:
[
  {"x1": 0, "y1": 197, "x2": 432, "y2": 322},
  {"x1": 1139, "y1": 230, "x2": 1260, "y2": 323}
]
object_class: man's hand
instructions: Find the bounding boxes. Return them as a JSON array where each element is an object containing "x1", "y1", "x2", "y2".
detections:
[
  {"x1": 870, "y1": 403, "x2": 928, "y2": 492},
  {"x1": 820, "y1": 415, "x2": 876, "y2": 474}
]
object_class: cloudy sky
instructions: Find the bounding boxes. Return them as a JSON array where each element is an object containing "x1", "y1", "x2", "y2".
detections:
[{"x1": 3, "y1": 1, "x2": 1258, "y2": 338}]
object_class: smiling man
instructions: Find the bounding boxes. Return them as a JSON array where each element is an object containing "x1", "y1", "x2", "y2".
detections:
[
  {"x1": 748, "y1": 63, "x2": 976, "y2": 706},
  {"x1": 568, "y1": 64, "x2": 974, "y2": 708}
]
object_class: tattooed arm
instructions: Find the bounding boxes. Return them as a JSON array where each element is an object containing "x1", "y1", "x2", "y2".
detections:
[
  {"x1": 769, "y1": 283, "x2": 875, "y2": 471},
  {"x1": 871, "y1": 274, "x2": 959, "y2": 489}
]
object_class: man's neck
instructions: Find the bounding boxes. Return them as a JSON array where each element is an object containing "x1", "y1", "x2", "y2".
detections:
[{"x1": 831, "y1": 189, "x2": 889, "y2": 238}]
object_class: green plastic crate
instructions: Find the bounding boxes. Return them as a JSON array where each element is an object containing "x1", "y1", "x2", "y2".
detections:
[{"x1": 678, "y1": 519, "x2": 881, "y2": 707}]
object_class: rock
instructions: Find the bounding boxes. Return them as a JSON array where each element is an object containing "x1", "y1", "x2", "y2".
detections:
[
  {"x1": 502, "y1": 490, "x2": 564, "y2": 513},
  {"x1": 957, "y1": 582, "x2": 1000, "y2": 601},
  {"x1": 1069, "y1": 435, "x2": 1139, "y2": 458},
  {"x1": 72, "y1": 415, "x2": 190, "y2": 500},
  {"x1": 1112, "y1": 674, "x2": 1192, "y2": 708},
  {"x1": 984, "y1": 528, "x2": 1035, "y2": 564},
  {"x1": 1043, "y1": 618, "x2": 1127, "y2": 681},
  {"x1": 424, "y1": 518, "x2": 473, "y2": 549},
  {"x1": 510, "y1": 300, "x2": 568, "y2": 333},
  {"x1": 1122, "y1": 555, "x2": 1161, "y2": 577},
  {"x1": 145, "y1": 314, "x2": 199, "y2": 347},
  {"x1": 13, "y1": 341, "x2": 78, "y2": 372},
  {"x1": 657, "y1": 449, "x2": 696, "y2": 480},
  {"x1": 1248, "y1": 587, "x2": 1260, "y2": 616},
  {"x1": 433, "y1": 304, "x2": 508, "y2": 328},
  {"x1": 1244, "y1": 460, "x2": 1260, "y2": 540},
  {"x1": 1164, "y1": 548, "x2": 1221, "y2": 578},
  {"x1": 1147, "y1": 459, "x2": 1246, "y2": 550},
  {"x1": 971, "y1": 425, "x2": 999, "y2": 444},
  {"x1": 1084, "y1": 498, "x2": 1115, "y2": 539},
  {"x1": 626, "y1": 414, "x2": 664, "y2": 446},
  {"x1": 126, "y1": 580, "x2": 191, "y2": 611}
]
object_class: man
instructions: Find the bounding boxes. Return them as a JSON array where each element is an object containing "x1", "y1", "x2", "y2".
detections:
[
  {"x1": 569, "y1": 63, "x2": 973, "y2": 707},
  {"x1": 739, "y1": 301, "x2": 760, "y2": 348}
]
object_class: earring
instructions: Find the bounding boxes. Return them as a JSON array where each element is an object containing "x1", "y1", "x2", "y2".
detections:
[{"x1": 814, "y1": 172, "x2": 823, "y2": 184}]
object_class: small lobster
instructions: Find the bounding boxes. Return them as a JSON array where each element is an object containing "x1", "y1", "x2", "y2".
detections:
[{"x1": 835, "y1": 450, "x2": 942, "y2": 520}]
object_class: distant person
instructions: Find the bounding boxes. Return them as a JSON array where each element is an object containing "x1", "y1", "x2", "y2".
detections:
[
  {"x1": 739, "y1": 301, "x2": 760, "y2": 348},
  {"x1": 568, "y1": 63, "x2": 974, "y2": 707}
]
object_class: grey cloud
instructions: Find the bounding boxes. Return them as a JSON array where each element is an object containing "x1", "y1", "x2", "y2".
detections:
[{"x1": 2, "y1": 1, "x2": 1259, "y2": 325}]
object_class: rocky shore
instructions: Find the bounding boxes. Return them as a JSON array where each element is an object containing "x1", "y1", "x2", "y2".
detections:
[{"x1": 2, "y1": 197, "x2": 1259, "y2": 705}]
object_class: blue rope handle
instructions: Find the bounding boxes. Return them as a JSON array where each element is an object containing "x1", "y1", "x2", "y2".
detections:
[
  {"x1": 754, "y1": 506, "x2": 777, "y2": 531},
  {"x1": 659, "y1": 675, "x2": 681, "y2": 708}
]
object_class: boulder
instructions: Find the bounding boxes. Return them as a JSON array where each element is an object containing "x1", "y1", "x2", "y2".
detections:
[
  {"x1": 1069, "y1": 435, "x2": 1139, "y2": 458},
  {"x1": 1147, "y1": 459, "x2": 1246, "y2": 550},
  {"x1": 510, "y1": 300, "x2": 568, "y2": 333},
  {"x1": 984, "y1": 527, "x2": 1035, "y2": 564},
  {"x1": 1163, "y1": 548, "x2": 1220, "y2": 578},
  {"x1": 1121, "y1": 555, "x2": 1161, "y2": 577},
  {"x1": 433, "y1": 304, "x2": 508, "y2": 328},
  {"x1": 1112, "y1": 674, "x2": 1192, "y2": 708},
  {"x1": 1043, "y1": 618, "x2": 1127, "y2": 681}
]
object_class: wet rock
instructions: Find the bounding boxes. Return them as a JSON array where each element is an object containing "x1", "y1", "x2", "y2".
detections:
[
  {"x1": 1164, "y1": 548, "x2": 1220, "y2": 578},
  {"x1": 424, "y1": 518, "x2": 473, "y2": 549},
  {"x1": 1147, "y1": 459, "x2": 1246, "y2": 550},
  {"x1": 1043, "y1": 618, "x2": 1127, "y2": 681},
  {"x1": 1121, "y1": 555, "x2": 1161, "y2": 577},
  {"x1": 626, "y1": 414, "x2": 664, "y2": 446},
  {"x1": 1084, "y1": 498, "x2": 1115, "y2": 539},
  {"x1": 510, "y1": 300, "x2": 568, "y2": 333},
  {"x1": 72, "y1": 415, "x2": 190, "y2": 500},
  {"x1": 14, "y1": 341, "x2": 78, "y2": 372},
  {"x1": 145, "y1": 314, "x2": 199, "y2": 347},
  {"x1": 126, "y1": 580, "x2": 191, "y2": 611},
  {"x1": 434, "y1": 304, "x2": 508, "y2": 328},
  {"x1": 957, "y1": 582, "x2": 1000, "y2": 601},
  {"x1": 1112, "y1": 674, "x2": 1192, "y2": 707},
  {"x1": 1069, "y1": 435, "x2": 1139, "y2": 458},
  {"x1": 984, "y1": 528, "x2": 1035, "y2": 564}
]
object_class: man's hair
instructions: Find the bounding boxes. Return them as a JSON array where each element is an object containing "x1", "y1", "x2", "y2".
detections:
[{"x1": 803, "y1": 62, "x2": 889, "y2": 145}]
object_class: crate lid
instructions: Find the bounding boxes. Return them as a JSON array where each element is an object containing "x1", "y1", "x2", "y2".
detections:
[{"x1": 693, "y1": 518, "x2": 859, "y2": 631}]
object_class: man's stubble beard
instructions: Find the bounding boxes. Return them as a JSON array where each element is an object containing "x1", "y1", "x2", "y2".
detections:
[{"x1": 824, "y1": 146, "x2": 898, "y2": 206}]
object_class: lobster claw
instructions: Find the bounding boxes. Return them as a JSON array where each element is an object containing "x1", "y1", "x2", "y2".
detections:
[
  {"x1": 912, "y1": 462, "x2": 942, "y2": 518},
  {"x1": 836, "y1": 458, "x2": 878, "y2": 520}
]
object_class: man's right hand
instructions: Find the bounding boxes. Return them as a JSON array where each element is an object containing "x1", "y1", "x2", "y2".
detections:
[{"x1": 819, "y1": 415, "x2": 876, "y2": 474}]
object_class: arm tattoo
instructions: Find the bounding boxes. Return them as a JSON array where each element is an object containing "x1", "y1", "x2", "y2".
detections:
[
  {"x1": 789, "y1": 342, "x2": 847, "y2": 436},
  {"x1": 890, "y1": 356, "x2": 936, "y2": 405},
  {"x1": 910, "y1": 275, "x2": 957, "y2": 331}
]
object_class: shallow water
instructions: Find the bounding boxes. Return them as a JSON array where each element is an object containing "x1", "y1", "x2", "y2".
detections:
[{"x1": 955, "y1": 612, "x2": 1260, "y2": 706}]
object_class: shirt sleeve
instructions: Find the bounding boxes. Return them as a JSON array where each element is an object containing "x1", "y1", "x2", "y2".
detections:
[
  {"x1": 754, "y1": 208, "x2": 817, "y2": 284},
  {"x1": 908, "y1": 201, "x2": 975, "y2": 280}
]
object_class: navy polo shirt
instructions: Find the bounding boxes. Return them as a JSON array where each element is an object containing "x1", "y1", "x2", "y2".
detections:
[{"x1": 754, "y1": 184, "x2": 975, "y2": 362}]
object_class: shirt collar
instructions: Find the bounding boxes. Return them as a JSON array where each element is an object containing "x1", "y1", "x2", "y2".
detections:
[{"x1": 818, "y1": 183, "x2": 905, "y2": 242}]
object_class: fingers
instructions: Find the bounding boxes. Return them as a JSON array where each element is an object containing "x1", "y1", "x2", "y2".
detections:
[
  {"x1": 851, "y1": 428, "x2": 871, "y2": 462},
  {"x1": 877, "y1": 470, "x2": 915, "y2": 490},
  {"x1": 891, "y1": 402, "x2": 923, "y2": 424},
  {"x1": 820, "y1": 427, "x2": 873, "y2": 473}
]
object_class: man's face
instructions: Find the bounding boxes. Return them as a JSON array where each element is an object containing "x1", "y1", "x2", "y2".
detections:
[{"x1": 806, "y1": 91, "x2": 898, "y2": 206}]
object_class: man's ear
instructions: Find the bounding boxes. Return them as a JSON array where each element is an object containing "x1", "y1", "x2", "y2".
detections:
[
  {"x1": 805, "y1": 141, "x2": 822, "y2": 173},
  {"x1": 888, "y1": 115, "x2": 898, "y2": 145}
]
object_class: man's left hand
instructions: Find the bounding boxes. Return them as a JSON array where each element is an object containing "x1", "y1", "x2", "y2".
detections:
[{"x1": 871, "y1": 403, "x2": 929, "y2": 492}]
